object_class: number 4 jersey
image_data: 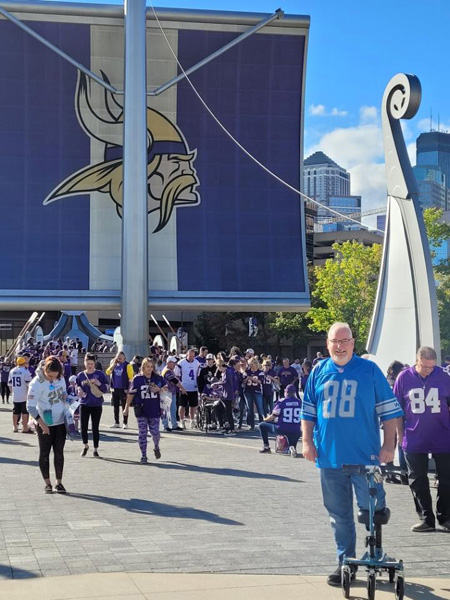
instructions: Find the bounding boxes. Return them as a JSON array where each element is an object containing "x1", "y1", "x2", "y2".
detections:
[
  {"x1": 302, "y1": 355, "x2": 403, "y2": 468},
  {"x1": 394, "y1": 366, "x2": 450, "y2": 454}
]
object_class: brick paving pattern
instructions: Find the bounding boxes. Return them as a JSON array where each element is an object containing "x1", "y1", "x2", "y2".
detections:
[{"x1": 0, "y1": 402, "x2": 449, "y2": 580}]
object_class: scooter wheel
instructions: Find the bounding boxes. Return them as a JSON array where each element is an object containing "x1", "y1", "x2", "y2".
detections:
[
  {"x1": 395, "y1": 574, "x2": 404, "y2": 600},
  {"x1": 367, "y1": 572, "x2": 376, "y2": 600},
  {"x1": 341, "y1": 566, "x2": 351, "y2": 598},
  {"x1": 388, "y1": 568, "x2": 395, "y2": 583}
]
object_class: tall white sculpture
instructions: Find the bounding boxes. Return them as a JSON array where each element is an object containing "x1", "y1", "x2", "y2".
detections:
[{"x1": 367, "y1": 73, "x2": 441, "y2": 372}]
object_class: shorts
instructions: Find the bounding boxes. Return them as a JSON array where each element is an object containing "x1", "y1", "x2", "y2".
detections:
[
  {"x1": 180, "y1": 391, "x2": 199, "y2": 408},
  {"x1": 13, "y1": 401, "x2": 28, "y2": 415}
]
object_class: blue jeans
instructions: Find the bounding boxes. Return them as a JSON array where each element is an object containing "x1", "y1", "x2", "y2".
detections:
[
  {"x1": 244, "y1": 389, "x2": 264, "y2": 428},
  {"x1": 161, "y1": 392, "x2": 178, "y2": 429},
  {"x1": 320, "y1": 468, "x2": 386, "y2": 565}
]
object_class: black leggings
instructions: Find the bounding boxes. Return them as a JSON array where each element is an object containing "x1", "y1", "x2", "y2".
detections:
[
  {"x1": 1, "y1": 382, "x2": 10, "y2": 401},
  {"x1": 112, "y1": 389, "x2": 127, "y2": 425},
  {"x1": 80, "y1": 405, "x2": 103, "y2": 448},
  {"x1": 37, "y1": 423, "x2": 66, "y2": 480}
]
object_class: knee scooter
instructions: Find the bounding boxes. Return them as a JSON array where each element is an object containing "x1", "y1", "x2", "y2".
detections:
[{"x1": 341, "y1": 465, "x2": 404, "y2": 600}]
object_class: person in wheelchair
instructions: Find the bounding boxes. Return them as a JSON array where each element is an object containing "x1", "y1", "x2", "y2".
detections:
[{"x1": 259, "y1": 384, "x2": 301, "y2": 456}]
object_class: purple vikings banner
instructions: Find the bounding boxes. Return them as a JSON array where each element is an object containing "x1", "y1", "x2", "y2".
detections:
[{"x1": 0, "y1": 7, "x2": 309, "y2": 309}]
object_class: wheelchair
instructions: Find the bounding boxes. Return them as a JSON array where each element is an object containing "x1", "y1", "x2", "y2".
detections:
[
  {"x1": 196, "y1": 392, "x2": 220, "y2": 433},
  {"x1": 341, "y1": 465, "x2": 404, "y2": 600}
]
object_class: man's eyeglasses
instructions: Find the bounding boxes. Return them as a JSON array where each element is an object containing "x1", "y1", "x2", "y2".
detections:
[{"x1": 328, "y1": 338, "x2": 353, "y2": 345}]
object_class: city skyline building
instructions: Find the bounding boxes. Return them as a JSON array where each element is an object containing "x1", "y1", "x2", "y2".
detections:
[
  {"x1": 416, "y1": 131, "x2": 450, "y2": 209},
  {"x1": 304, "y1": 151, "x2": 350, "y2": 222},
  {"x1": 412, "y1": 165, "x2": 446, "y2": 210}
]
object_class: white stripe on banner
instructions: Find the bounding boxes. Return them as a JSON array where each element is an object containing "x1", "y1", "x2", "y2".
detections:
[{"x1": 89, "y1": 24, "x2": 179, "y2": 292}]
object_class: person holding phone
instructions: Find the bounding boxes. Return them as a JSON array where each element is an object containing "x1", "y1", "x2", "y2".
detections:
[{"x1": 27, "y1": 356, "x2": 73, "y2": 494}]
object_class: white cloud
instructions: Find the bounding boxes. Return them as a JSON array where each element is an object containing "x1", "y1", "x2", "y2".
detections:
[
  {"x1": 331, "y1": 107, "x2": 348, "y2": 117},
  {"x1": 309, "y1": 104, "x2": 348, "y2": 117},
  {"x1": 407, "y1": 142, "x2": 416, "y2": 166},
  {"x1": 359, "y1": 106, "x2": 377, "y2": 123},
  {"x1": 309, "y1": 104, "x2": 326, "y2": 116},
  {"x1": 417, "y1": 118, "x2": 450, "y2": 133}
]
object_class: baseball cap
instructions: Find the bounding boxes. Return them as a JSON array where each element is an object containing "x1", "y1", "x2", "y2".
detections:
[
  {"x1": 16, "y1": 357, "x2": 27, "y2": 366},
  {"x1": 166, "y1": 356, "x2": 177, "y2": 364},
  {"x1": 206, "y1": 353, "x2": 215, "y2": 360},
  {"x1": 246, "y1": 348, "x2": 255, "y2": 354},
  {"x1": 285, "y1": 384, "x2": 297, "y2": 397},
  {"x1": 69, "y1": 375, "x2": 77, "y2": 383}
]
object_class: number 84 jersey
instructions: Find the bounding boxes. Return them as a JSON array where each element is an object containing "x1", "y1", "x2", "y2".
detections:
[
  {"x1": 394, "y1": 366, "x2": 450, "y2": 454},
  {"x1": 301, "y1": 355, "x2": 403, "y2": 469}
]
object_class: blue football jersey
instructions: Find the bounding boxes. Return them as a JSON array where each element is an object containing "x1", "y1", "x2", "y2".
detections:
[{"x1": 301, "y1": 355, "x2": 403, "y2": 468}]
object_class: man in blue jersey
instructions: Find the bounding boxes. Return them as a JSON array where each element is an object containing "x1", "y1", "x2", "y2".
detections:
[{"x1": 301, "y1": 322, "x2": 403, "y2": 587}]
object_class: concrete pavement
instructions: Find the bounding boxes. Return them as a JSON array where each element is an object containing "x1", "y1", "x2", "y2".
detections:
[{"x1": 1, "y1": 400, "x2": 450, "y2": 598}]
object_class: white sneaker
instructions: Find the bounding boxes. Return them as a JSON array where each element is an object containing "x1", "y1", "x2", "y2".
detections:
[
  {"x1": 289, "y1": 446, "x2": 297, "y2": 458},
  {"x1": 122, "y1": 424, "x2": 128, "y2": 430},
  {"x1": 110, "y1": 423, "x2": 120, "y2": 429}
]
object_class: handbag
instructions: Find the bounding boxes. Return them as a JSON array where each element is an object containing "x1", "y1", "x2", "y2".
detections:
[
  {"x1": 84, "y1": 372, "x2": 104, "y2": 399},
  {"x1": 134, "y1": 404, "x2": 143, "y2": 418},
  {"x1": 159, "y1": 390, "x2": 172, "y2": 412}
]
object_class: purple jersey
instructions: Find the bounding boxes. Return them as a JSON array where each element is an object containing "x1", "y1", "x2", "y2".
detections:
[
  {"x1": 278, "y1": 366, "x2": 298, "y2": 388},
  {"x1": 130, "y1": 373, "x2": 166, "y2": 419},
  {"x1": 161, "y1": 367, "x2": 179, "y2": 394},
  {"x1": 220, "y1": 367, "x2": 236, "y2": 400},
  {"x1": 196, "y1": 356, "x2": 207, "y2": 366},
  {"x1": 245, "y1": 369, "x2": 264, "y2": 394},
  {"x1": 394, "y1": 366, "x2": 450, "y2": 453},
  {"x1": 261, "y1": 369, "x2": 275, "y2": 395},
  {"x1": 273, "y1": 397, "x2": 302, "y2": 434}
]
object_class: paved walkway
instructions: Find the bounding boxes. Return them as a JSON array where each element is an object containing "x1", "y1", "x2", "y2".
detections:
[
  {"x1": 0, "y1": 572, "x2": 449, "y2": 600},
  {"x1": 0, "y1": 401, "x2": 449, "y2": 597}
]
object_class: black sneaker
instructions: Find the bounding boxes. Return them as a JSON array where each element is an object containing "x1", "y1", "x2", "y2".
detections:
[
  {"x1": 154, "y1": 447, "x2": 161, "y2": 460},
  {"x1": 164, "y1": 427, "x2": 172, "y2": 432},
  {"x1": 140, "y1": 455, "x2": 148, "y2": 464},
  {"x1": 411, "y1": 521, "x2": 435, "y2": 532},
  {"x1": 44, "y1": 484, "x2": 53, "y2": 494},
  {"x1": 80, "y1": 446, "x2": 88, "y2": 457},
  {"x1": 259, "y1": 447, "x2": 271, "y2": 454},
  {"x1": 440, "y1": 520, "x2": 450, "y2": 532},
  {"x1": 55, "y1": 483, "x2": 66, "y2": 494},
  {"x1": 93, "y1": 450, "x2": 100, "y2": 458}
]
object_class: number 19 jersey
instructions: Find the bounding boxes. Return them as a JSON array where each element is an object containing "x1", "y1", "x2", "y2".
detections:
[{"x1": 301, "y1": 355, "x2": 403, "y2": 468}]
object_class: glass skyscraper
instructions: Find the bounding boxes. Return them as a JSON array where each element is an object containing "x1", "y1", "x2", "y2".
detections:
[{"x1": 416, "y1": 131, "x2": 450, "y2": 209}]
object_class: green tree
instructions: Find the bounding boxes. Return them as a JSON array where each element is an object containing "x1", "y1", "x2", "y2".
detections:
[
  {"x1": 308, "y1": 240, "x2": 382, "y2": 352},
  {"x1": 423, "y1": 207, "x2": 450, "y2": 351}
]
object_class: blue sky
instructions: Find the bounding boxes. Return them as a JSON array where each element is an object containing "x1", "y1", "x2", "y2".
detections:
[{"x1": 43, "y1": 0, "x2": 449, "y2": 216}]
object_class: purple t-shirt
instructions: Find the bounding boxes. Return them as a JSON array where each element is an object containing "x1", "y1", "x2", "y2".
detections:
[
  {"x1": 394, "y1": 366, "x2": 450, "y2": 453},
  {"x1": 220, "y1": 367, "x2": 236, "y2": 400},
  {"x1": 76, "y1": 371, "x2": 108, "y2": 407},
  {"x1": 1, "y1": 365, "x2": 11, "y2": 383},
  {"x1": 111, "y1": 362, "x2": 129, "y2": 389},
  {"x1": 130, "y1": 373, "x2": 166, "y2": 419},
  {"x1": 273, "y1": 397, "x2": 302, "y2": 434},
  {"x1": 278, "y1": 366, "x2": 298, "y2": 388}
]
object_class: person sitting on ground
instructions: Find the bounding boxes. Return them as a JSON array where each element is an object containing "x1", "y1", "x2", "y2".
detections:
[{"x1": 259, "y1": 384, "x2": 302, "y2": 457}]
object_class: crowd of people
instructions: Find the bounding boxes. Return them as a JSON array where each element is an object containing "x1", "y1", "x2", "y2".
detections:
[{"x1": 2, "y1": 326, "x2": 450, "y2": 589}]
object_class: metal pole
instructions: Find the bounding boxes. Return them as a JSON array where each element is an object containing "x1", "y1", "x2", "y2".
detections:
[
  {"x1": 0, "y1": 6, "x2": 118, "y2": 94},
  {"x1": 147, "y1": 9, "x2": 284, "y2": 96},
  {"x1": 120, "y1": 0, "x2": 149, "y2": 359},
  {"x1": 150, "y1": 315, "x2": 169, "y2": 345}
]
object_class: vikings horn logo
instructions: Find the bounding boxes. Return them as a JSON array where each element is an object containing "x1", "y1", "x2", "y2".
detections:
[{"x1": 44, "y1": 72, "x2": 200, "y2": 232}]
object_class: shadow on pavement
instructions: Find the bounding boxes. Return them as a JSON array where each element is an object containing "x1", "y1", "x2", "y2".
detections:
[
  {"x1": 0, "y1": 456, "x2": 38, "y2": 467},
  {"x1": 348, "y1": 577, "x2": 449, "y2": 600},
  {"x1": 68, "y1": 493, "x2": 244, "y2": 526},
  {"x1": 0, "y1": 435, "x2": 33, "y2": 447},
  {"x1": 153, "y1": 461, "x2": 301, "y2": 483},
  {"x1": 0, "y1": 563, "x2": 40, "y2": 579}
]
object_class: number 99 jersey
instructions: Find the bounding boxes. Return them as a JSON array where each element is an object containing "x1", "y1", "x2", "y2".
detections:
[
  {"x1": 301, "y1": 355, "x2": 403, "y2": 469},
  {"x1": 394, "y1": 366, "x2": 450, "y2": 454}
]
